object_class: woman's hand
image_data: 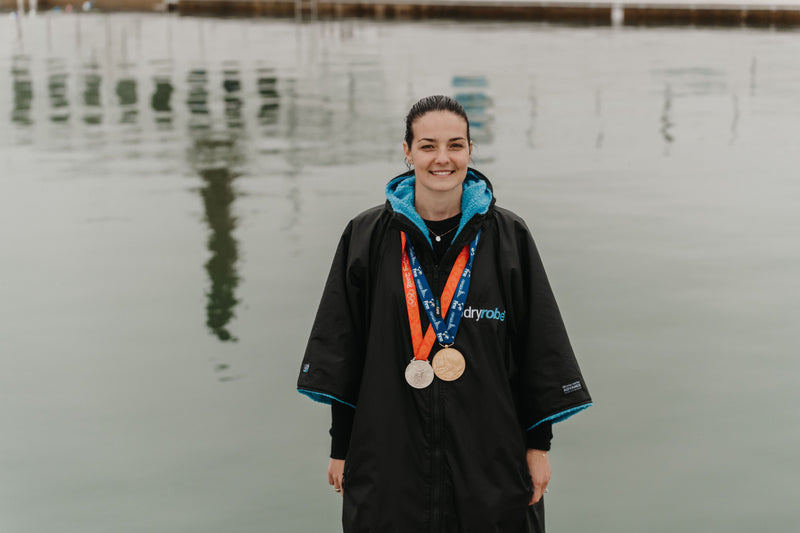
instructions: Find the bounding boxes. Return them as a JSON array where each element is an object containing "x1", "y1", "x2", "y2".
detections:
[
  {"x1": 328, "y1": 458, "x2": 345, "y2": 497},
  {"x1": 526, "y1": 449, "x2": 551, "y2": 505}
]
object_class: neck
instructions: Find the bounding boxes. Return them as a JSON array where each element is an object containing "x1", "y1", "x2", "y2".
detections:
[{"x1": 415, "y1": 187, "x2": 462, "y2": 221}]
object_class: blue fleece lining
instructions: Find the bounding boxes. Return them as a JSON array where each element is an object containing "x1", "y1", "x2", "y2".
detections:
[
  {"x1": 385, "y1": 170, "x2": 492, "y2": 247},
  {"x1": 526, "y1": 403, "x2": 593, "y2": 431},
  {"x1": 386, "y1": 174, "x2": 431, "y2": 245},
  {"x1": 455, "y1": 172, "x2": 491, "y2": 239},
  {"x1": 298, "y1": 389, "x2": 356, "y2": 409}
]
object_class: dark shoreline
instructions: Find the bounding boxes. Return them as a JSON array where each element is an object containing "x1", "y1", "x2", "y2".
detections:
[{"x1": 3, "y1": 0, "x2": 800, "y2": 27}]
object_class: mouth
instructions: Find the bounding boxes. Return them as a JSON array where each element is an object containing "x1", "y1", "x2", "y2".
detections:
[{"x1": 430, "y1": 170, "x2": 455, "y2": 177}]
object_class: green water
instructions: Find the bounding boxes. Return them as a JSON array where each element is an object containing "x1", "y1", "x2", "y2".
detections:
[{"x1": 1, "y1": 13, "x2": 798, "y2": 532}]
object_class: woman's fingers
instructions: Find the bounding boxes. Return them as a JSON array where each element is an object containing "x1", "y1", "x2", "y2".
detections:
[
  {"x1": 526, "y1": 449, "x2": 551, "y2": 506},
  {"x1": 530, "y1": 481, "x2": 546, "y2": 505},
  {"x1": 328, "y1": 458, "x2": 346, "y2": 496}
]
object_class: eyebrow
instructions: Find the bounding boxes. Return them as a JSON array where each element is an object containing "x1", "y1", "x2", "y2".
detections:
[{"x1": 417, "y1": 137, "x2": 467, "y2": 143}]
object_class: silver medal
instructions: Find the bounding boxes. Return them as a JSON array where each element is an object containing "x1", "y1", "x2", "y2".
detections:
[{"x1": 405, "y1": 359, "x2": 434, "y2": 389}]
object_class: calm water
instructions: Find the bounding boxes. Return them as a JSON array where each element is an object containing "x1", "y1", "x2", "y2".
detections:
[{"x1": 1, "y1": 13, "x2": 799, "y2": 533}]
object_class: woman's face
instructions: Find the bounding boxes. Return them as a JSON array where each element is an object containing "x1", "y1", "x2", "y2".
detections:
[{"x1": 403, "y1": 111, "x2": 473, "y2": 200}]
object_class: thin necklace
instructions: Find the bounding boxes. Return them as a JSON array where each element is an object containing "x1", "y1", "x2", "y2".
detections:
[{"x1": 428, "y1": 224, "x2": 459, "y2": 243}]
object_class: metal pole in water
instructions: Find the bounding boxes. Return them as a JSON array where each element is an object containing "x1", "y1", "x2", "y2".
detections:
[
  {"x1": 14, "y1": 9, "x2": 24, "y2": 46},
  {"x1": 611, "y1": 3, "x2": 624, "y2": 26}
]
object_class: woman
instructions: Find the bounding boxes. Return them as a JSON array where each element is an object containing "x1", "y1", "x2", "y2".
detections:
[{"x1": 297, "y1": 95, "x2": 591, "y2": 533}]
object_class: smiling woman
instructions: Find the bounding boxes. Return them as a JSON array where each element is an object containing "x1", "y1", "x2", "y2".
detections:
[
  {"x1": 297, "y1": 95, "x2": 592, "y2": 533},
  {"x1": 403, "y1": 110, "x2": 473, "y2": 220}
]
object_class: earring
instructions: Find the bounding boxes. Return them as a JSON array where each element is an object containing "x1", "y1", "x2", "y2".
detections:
[{"x1": 405, "y1": 159, "x2": 414, "y2": 170}]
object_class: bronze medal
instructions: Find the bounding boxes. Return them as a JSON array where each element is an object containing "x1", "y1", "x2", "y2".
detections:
[
  {"x1": 432, "y1": 347, "x2": 466, "y2": 382},
  {"x1": 405, "y1": 359, "x2": 434, "y2": 389}
]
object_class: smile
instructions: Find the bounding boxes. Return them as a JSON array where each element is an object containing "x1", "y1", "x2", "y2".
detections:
[{"x1": 430, "y1": 170, "x2": 455, "y2": 176}]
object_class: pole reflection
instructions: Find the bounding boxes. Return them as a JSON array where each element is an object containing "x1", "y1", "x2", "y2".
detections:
[
  {"x1": 11, "y1": 54, "x2": 33, "y2": 126},
  {"x1": 82, "y1": 61, "x2": 102, "y2": 125},
  {"x1": 151, "y1": 62, "x2": 174, "y2": 130},
  {"x1": 526, "y1": 81, "x2": 538, "y2": 149},
  {"x1": 116, "y1": 77, "x2": 138, "y2": 125},
  {"x1": 257, "y1": 67, "x2": 280, "y2": 131},
  {"x1": 660, "y1": 83, "x2": 675, "y2": 153},
  {"x1": 730, "y1": 93, "x2": 739, "y2": 145},
  {"x1": 198, "y1": 160, "x2": 241, "y2": 344},
  {"x1": 47, "y1": 57, "x2": 70, "y2": 123},
  {"x1": 186, "y1": 68, "x2": 210, "y2": 132},
  {"x1": 595, "y1": 87, "x2": 605, "y2": 150},
  {"x1": 453, "y1": 75, "x2": 494, "y2": 164},
  {"x1": 185, "y1": 66, "x2": 244, "y2": 351},
  {"x1": 223, "y1": 61, "x2": 244, "y2": 130}
]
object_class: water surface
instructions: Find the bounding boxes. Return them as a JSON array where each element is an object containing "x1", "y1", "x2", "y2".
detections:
[{"x1": 1, "y1": 13, "x2": 799, "y2": 533}]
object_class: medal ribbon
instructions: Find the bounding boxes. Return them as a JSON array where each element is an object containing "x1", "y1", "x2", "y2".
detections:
[{"x1": 400, "y1": 230, "x2": 481, "y2": 361}]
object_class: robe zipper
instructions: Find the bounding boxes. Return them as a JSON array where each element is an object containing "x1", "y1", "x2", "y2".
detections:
[
  {"x1": 430, "y1": 266, "x2": 443, "y2": 533},
  {"x1": 431, "y1": 377, "x2": 444, "y2": 533}
]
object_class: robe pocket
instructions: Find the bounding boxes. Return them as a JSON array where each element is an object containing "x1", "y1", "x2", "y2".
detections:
[
  {"x1": 342, "y1": 459, "x2": 352, "y2": 491},
  {"x1": 518, "y1": 463, "x2": 534, "y2": 502}
]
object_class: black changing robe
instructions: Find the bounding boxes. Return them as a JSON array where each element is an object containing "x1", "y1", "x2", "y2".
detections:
[{"x1": 298, "y1": 169, "x2": 591, "y2": 533}]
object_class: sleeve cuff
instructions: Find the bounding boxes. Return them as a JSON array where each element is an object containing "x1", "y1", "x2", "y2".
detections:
[
  {"x1": 330, "y1": 401, "x2": 355, "y2": 459},
  {"x1": 525, "y1": 420, "x2": 552, "y2": 451}
]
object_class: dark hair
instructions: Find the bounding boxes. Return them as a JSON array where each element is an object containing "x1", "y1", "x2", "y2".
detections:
[{"x1": 404, "y1": 95, "x2": 471, "y2": 148}]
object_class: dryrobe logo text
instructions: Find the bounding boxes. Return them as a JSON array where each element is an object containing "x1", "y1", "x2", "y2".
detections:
[{"x1": 462, "y1": 305, "x2": 506, "y2": 322}]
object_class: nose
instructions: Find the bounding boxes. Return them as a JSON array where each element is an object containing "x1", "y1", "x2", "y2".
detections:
[{"x1": 434, "y1": 146, "x2": 449, "y2": 164}]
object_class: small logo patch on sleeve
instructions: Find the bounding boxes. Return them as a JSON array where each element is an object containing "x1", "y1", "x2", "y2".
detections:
[
  {"x1": 562, "y1": 381, "x2": 582, "y2": 395},
  {"x1": 302, "y1": 363, "x2": 310, "y2": 373}
]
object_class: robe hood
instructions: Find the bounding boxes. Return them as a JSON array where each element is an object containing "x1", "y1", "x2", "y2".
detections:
[{"x1": 385, "y1": 168, "x2": 494, "y2": 247}]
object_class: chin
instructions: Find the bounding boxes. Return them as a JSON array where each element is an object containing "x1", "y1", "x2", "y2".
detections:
[{"x1": 422, "y1": 177, "x2": 461, "y2": 191}]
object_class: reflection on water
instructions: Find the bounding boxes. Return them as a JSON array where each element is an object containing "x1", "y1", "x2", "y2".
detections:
[
  {"x1": 200, "y1": 164, "x2": 240, "y2": 344},
  {"x1": 11, "y1": 54, "x2": 33, "y2": 126},
  {"x1": 660, "y1": 83, "x2": 674, "y2": 150},
  {"x1": 257, "y1": 67, "x2": 280, "y2": 130},
  {"x1": 47, "y1": 57, "x2": 69, "y2": 122},
  {"x1": 223, "y1": 61, "x2": 244, "y2": 130},
  {"x1": 729, "y1": 93, "x2": 739, "y2": 144},
  {"x1": 453, "y1": 74, "x2": 494, "y2": 163},
  {"x1": 187, "y1": 68, "x2": 210, "y2": 130},
  {"x1": 189, "y1": 130, "x2": 244, "y2": 346},
  {"x1": 82, "y1": 60, "x2": 102, "y2": 124},
  {"x1": 654, "y1": 66, "x2": 727, "y2": 96},
  {"x1": 526, "y1": 81, "x2": 537, "y2": 149},
  {"x1": 2, "y1": 13, "x2": 792, "y2": 345},
  {"x1": 151, "y1": 60, "x2": 174, "y2": 129},
  {"x1": 183, "y1": 64, "x2": 244, "y2": 349},
  {"x1": 593, "y1": 88, "x2": 603, "y2": 149},
  {"x1": 197, "y1": 153, "x2": 241, "y2": 344},
  {"x1": 5, "y1": 15, "x2": 399, "y2": 165},
  {"x1": 116, "y1": 76, "x2": 138, "y2": 124}
]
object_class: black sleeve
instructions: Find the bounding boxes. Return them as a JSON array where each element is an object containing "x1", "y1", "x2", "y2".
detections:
[
  {"x1": 525, "y1": 421, "x2": 553, "y2": 451},
  {"x1": 506, "y1": 216, "x2": 592, "y2": 430},
  {"x1": 330, "y1": 402, "x2": 355, "y2": 460},
  {"x1": 297, "y1": 220, "x2": 369, "y2": 406}
]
